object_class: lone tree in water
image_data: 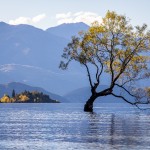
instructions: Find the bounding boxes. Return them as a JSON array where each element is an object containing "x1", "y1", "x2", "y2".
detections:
[{"x1": 60, "y1": 11, "x2": 150, "y2": 112}]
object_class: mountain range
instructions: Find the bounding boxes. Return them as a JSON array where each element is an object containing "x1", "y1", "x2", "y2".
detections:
[
  {"x1": 0, "y1": 21, "x2": 149, "y2": 97},
  {"x1": 0, "y1": 82, "x2": 135, "y2": 104},
  {"x1": 0, "y1": 22, "x2": 90, "y2": 95},
  {"x1": 46, "y1": 22, "x2": 89, "y2": 40},
  {"x1": 64, "y1": 85, "x2": 135, "y2": 103},
  {"x1": 0, "y1": 82, "x2": 66, "y2": 102}
]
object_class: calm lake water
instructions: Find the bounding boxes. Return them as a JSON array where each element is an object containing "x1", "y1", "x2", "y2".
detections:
[{"x1": 0, "y1": 103, "x2": 150, "y2": 150}]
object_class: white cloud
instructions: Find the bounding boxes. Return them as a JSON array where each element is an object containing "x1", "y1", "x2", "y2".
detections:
[
  {"x1": 57, "y1": 18, "x2": 74, "y2": 25},
  {"x1": 0, "y1": 64, "x2": 15, "y2": 72},
  {"x1": 0, "y1": 64, "x2": 64, "y2": 75},
  {"x1": 32, "y1": 14, "x2": 46, "y2": 23},
  {"x1": 9, "y1": 13, "x2": 46, "y2": 25},
  {"x1": 56, "y1": 12, "x2": 102, "y2": 26},
  {"x1": 9, "y1": 17, "x2": 31, "y2": 25}
]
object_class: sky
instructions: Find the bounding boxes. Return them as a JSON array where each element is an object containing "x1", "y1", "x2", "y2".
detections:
[{"x1": 0, "y1": 0, "x2": 150, "y2": 30}]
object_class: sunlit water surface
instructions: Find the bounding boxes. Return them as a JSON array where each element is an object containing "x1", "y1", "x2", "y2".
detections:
[{"x1": 0, "y1": 103, "x2": 150, "y2": 150}]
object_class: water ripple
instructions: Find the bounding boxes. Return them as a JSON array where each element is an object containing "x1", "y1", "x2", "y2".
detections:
[{"x1": 0, "y1": 103, "x2": 150, "y2": 150}]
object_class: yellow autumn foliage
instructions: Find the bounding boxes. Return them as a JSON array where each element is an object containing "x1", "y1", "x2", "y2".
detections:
[
  {"x1": 61, "y1": 10, "x2": 150, "y2": 90},
  {"x1": 0, "y1": 95, "x2": 15, "y2": 103},
  {"x1": 18, "y1": 94, "x2": 29, "y2": 102}
]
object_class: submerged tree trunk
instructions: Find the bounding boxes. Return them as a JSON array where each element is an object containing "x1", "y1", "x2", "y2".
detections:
[{"x1": 84, "y1": 95, "x2": 97, "y2": 112}]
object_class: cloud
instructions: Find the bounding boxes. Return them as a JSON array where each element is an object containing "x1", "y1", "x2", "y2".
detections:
[
  {"x1": 0, "y1": 64, "x2": 15, "y2": 72},
  {"x1": 9, "y1": 17, "x2": 31, "y2": 25},
  {"x1": 0, "y1": 64, "x2": 65, "y2": 75},
  {"x1": 32, "y1": 14, "x2": 46, "y2": 23},
  {"x1": 9, "y1": 13, "x2": 46, "y2": 25},
  {"x1": 56, "y1": 12, "x2": 102, "y2": 26}
]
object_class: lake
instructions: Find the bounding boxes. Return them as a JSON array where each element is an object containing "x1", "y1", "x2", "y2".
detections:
[{"x1": 0, "y1": 103, "x2": 150, "y2": 150}]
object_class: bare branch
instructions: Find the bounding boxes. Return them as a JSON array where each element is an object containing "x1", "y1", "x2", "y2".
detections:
[
  {"x1": 114, "y1": 83, "x2": 136, "y2": 97},
  {"x1": 111, "y1": 93, "x2": 136, "y2": 105},
  {"x1": 84, "y1": 63, "x2": 93, "y2": 88},
  {"x1": 111, "y1": 93, "x2": 150, "y2": 110}
]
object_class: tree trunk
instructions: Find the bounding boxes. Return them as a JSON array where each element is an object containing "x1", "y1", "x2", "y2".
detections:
[{"x1": 84, "y1": 95, "x2": 97, "y2": 112}]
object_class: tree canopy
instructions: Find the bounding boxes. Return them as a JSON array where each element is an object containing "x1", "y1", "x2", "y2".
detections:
[{"x1": 60, "y1": 11, "x2": 150, "y2": 112}]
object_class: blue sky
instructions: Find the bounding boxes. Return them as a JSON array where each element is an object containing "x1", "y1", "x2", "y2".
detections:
[{"x1": 0, "y1": 0, "x2": 150, "y2": 29}]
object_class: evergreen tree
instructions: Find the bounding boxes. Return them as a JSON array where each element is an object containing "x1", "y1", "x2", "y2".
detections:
[{"x1": 12, "y1": 89, "x2": 16, "y2": 98}]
